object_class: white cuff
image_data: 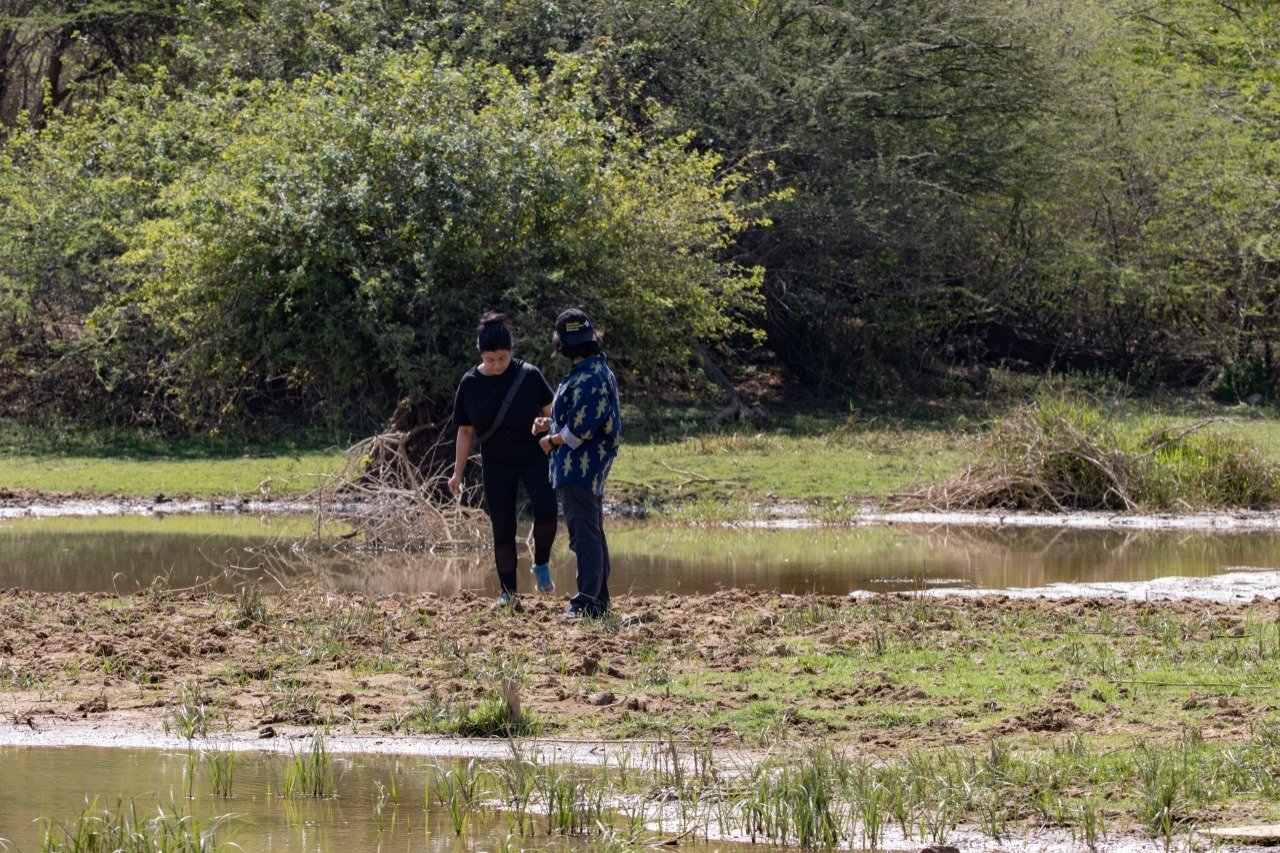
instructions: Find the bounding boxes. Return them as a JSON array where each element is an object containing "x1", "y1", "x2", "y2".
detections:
[{"x1": 557, "y1": 426, "x2": 583, "y2": 450}]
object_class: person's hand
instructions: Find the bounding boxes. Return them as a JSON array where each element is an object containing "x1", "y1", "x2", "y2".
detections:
[
  {"x1": 539, "y1": 435, "x2": 555, "y2": 455},
  {"x1": 532, "y1": 417, "x2": 551, "y2": 435},
  {"x1": 447, "y1": 473, "x2": 463, "y2": 497}
]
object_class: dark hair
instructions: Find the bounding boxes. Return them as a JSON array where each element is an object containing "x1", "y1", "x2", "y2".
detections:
[
  {"x1": 476, "y1": 312, "x2": 515, "y2": 352},
  {"x1": 553, "y1": 335, "x2": 603, "y2": 360}
]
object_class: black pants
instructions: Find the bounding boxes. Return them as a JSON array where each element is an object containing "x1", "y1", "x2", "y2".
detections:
[
  {"x1": 482, "y1": 454, "x2": 557, "y2": 593},
  {"x1": 559, "y1": 483, "x2": 610, "y2": 616}
]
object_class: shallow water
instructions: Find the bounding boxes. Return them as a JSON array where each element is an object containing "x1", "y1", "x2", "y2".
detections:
[
  {"x1": 1, "y1": 515, "x2": 1280, "y2": 597},
  {"x1": 0, "y1": 744, "x2": 748, "y2": 852}
]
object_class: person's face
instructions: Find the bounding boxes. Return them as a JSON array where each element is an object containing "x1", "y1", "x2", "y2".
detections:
[{"x1": 481, "y1": 349, "x2": 512, "y2": 375}]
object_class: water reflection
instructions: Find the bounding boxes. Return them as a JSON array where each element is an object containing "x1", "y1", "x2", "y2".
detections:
[
  {"x1": 1, "y1": 515, "x2": 1278, "y2": 597},
  {"x1": 0, "y1": 746, "x2": 732, "y2": 852}
]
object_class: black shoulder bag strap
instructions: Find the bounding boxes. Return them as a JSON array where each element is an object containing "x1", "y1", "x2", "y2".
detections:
[{"x1": 477, "y1": 362, "x2": 531, "y2": 445}]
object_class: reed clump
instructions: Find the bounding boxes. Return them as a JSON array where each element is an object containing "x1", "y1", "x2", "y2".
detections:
[
  {"x1": 282, "y1": 733, "x2": 337, "y2": 798},
  {"x1": 906, "y1": 394, "x2": 1280, "y2": 512},
  {"x1": 203, "y1": 750, "x2": 236, "y2": 799},
  {"x1": 429, "y1": 760, "x2": 489, "y2": 835},
  {"x1": 40, "y1": 798, "x2": 235, "y2": 852}
]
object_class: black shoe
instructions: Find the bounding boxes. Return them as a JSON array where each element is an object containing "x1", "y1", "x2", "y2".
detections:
[{"x1": 557, "y1": 608, "x2": 582, "y2": 621}]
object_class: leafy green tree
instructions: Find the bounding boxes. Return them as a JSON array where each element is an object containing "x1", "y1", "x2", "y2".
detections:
[
  {"x1": 989, "y1": 0, "x2": 1280, "y2": 387},
  {"x1": 84, "y1": 52, "x2": 761, "y2": 425},
  {"x1": 393, "y1": 0, "x2": 1055, "y2": 388}
]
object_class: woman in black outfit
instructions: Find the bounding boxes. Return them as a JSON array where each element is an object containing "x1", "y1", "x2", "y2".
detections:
[{"x1": 448, "y1": 313, "x2": 558, "y2": 608}]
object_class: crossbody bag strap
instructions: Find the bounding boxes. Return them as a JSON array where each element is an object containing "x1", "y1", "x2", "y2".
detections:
[{"x1": 476, "y1": 362, "x2": 531, "y2": 445}]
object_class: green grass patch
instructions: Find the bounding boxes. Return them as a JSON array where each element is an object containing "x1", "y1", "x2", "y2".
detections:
[
  {"x1": 389, "y1": 690, "x2": 537, "y2": 738},
  {"x1": 3, "y1": 394, "x2": 1280, "y2": 511},
  {"x1": 615, "y1": 419, "x2": 973, "y2": 508},
  {"x1": 641, "y1": 597, "x2": 1280, "y2": 751},
  {"x1": 0, "y1": 451, "x2": 341, "y2": 497},
  {"x1": 0, "y1": 417, "x2": 345, "y2": 497}
]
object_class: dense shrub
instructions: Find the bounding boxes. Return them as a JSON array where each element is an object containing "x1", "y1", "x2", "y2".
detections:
[
  {"x1": 1212, "y1": 356, "x2": 1273, "y2": 404},
  {"x1": 2, "y1": 52, "x2": 762, "y2": 426}
]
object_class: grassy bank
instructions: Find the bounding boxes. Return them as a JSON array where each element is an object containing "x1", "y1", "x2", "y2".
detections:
[
  {"x1": 1, "y1": 398, "x2": 1279, "y2": 511},
  {"x1": 4, "y1": 588, "x2": 1280, "y2": 840},
  {"x1": 0, "y1": 421, "x2": 344, "y2": 498}
]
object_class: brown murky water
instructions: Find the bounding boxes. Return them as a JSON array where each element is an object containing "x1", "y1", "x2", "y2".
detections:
[
  {"x1": 1, "y1": 515, "x2": 1279, "y2": 596},
  {"x1": 0, "y1": 745, "x2": 750, "y2": 851}
]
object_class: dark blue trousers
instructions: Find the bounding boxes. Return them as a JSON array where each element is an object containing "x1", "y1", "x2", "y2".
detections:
[{"x1": 558, "y1": 484, "x2": 611, "y2": 616}]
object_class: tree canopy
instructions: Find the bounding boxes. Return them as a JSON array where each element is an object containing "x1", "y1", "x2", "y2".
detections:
[{"x1": 1, "y1": 0, "x2": 1277, "y2": 428}]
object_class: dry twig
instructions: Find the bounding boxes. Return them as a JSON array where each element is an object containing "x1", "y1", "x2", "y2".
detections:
[{"x1": 295, "y1": 429, "x2": 490, "y2": 553}]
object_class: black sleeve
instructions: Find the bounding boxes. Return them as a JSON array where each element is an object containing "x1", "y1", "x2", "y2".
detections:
[
  {"x1": 452, "y1": 375, "x2": 472, "y2": 427},
  {"x1": 531, "y1": 366, "x2": 554, "y2": 408}
]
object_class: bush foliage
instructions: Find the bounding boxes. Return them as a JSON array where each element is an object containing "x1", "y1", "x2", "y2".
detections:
[{"x1": 2, "y1": 52, "x2": 760, "y2": 425}]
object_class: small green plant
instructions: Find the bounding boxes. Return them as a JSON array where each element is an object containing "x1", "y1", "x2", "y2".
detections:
[
  {"x1": 430, "y1": 760, "x2": 489, "y2": 836},
  {"x1": 1135, "y1": 748, "x2": 1188, "y2": 846},
  {"x1": 639, "y1": 664, "x2": 670, "y2": 687},
  {"x1": 849, "y1": 761, "x2": 888, "y2": 849},
  {"x1": 167, "y1": 683, "x2": 210, "y2": 741},
  {"x1": 282, "y1": 733, "x2": 337, "y2": 798},
  {"x1": 203, "y1": 750, "x2": 236, "y2": 799},
  {"x1": 1075, "y1": 795, "x2": 1106, "y2": 851},
  {"x1": 1212, "y1": 354, "x2": 1272, "y2": 404},
  {"x1": 0, "y1": 662, "x2": 38, "y2": 690},
  {"x1": 371, "y1": 772, "x2": 399, "y2": 829},
  {"x1": 233, "y1": 585, "x2": 268, "y2": 629},
  {"x1": 541, "y1": 767, "x2": 607, "y2": 836},
  {"x1": 389, "y1": 690, "x2": 536, "y2": 738},
  {"x1": 496, "y1": 746, "x2": 539, "y2": 835}
]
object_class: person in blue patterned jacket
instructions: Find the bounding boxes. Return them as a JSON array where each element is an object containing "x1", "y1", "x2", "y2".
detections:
[{"x1": 532, "y1": 309, "x2": 622, "y2": 619}]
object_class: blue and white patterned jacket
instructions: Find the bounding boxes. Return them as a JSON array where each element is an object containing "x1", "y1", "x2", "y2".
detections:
[{"x1": 550, "y1": 354, "x2": 622, "y2": 495}]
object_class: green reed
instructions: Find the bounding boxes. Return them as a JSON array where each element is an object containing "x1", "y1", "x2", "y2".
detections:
[
  {"x1": 282, "y1": 733, "x2": 336, "y2": 798},
  {"x1": 40, "y1": 798, "x2": 235, "y2": 852},
  {"x1": 167, "y1": 683, "x2": 210, "y2": 741},
  {"x1": 495, "y1": 746, "x2": 539, "y2": 835},
  {"x1": 543, "y1": 769, "x2": 607, "y2": 836},
  {"x1": 430, "y1": 759, "x2": 489, "y2": 836},
  {"x1": 202, "y1": 750, "x2": 236, "y2": 799}
]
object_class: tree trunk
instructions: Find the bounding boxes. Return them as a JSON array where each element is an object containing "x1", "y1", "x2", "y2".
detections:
[
  {"x1": 695, "y1": 347, "x2": 769, "y2": 428},
  {"x1": 31, "y1": 24, "x2": 72, "y2": 128},
  {"x1": 0, "y1": 27, "x2": 14, "y2": 122}
]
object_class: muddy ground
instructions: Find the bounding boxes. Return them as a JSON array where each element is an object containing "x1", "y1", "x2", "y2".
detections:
[
  {"x1": 1, "y1": 587, "x2": 1275, "y2": 748},
  {"x1": 8, "y1": 586, "x2": 1280, "y2": 841}
]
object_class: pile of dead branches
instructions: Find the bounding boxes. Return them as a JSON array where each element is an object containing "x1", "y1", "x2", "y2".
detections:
[
  {"x1": 899, "y1": 396, "x2": 1280, "y2": 513},
  {"x1": 299, "y1": 428, "x2": 490, "y2": 552}
]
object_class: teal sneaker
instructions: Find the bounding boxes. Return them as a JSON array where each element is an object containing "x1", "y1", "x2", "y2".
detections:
[
  {"x1": 491, "y1": 591, "x2": 524, "y2": 612},
  {"x1": 531, "y1": 563, "x2": 555, "y2": 594}
]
